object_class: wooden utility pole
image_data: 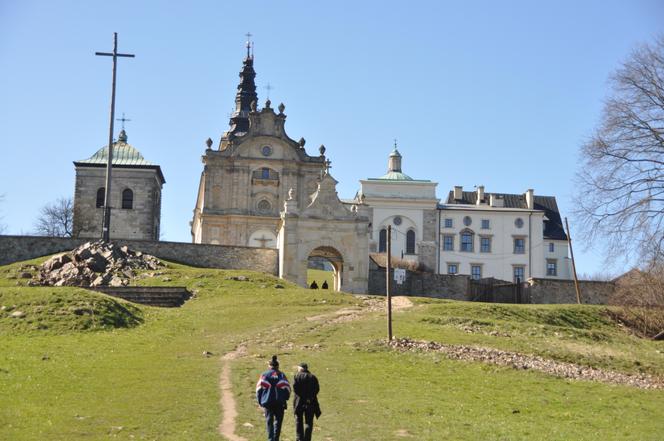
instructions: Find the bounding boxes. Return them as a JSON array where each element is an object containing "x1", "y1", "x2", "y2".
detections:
[
  {"x1": 95, "y1": 33, "x2": 135, "y2": 242},
  {"x1": 386, "y1": 225, "x2": 393, "y2": 341},
  {"x1": 565, "y1": 217, "x2": 582, "y2": 304}
]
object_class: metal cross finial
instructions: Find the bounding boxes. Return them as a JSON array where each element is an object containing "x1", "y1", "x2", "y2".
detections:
[
  {"x1": 245, "y1": 32, "x2": 253, "y2": 57},
  {"x1": 265, "y1": 83, "x2": 273, "y2": 99},
  {"x1": 116, "y1": 112, "x2": 131, "y2": 130},
  {"x1": 394, "y1": 138, "x2": 398, "y2": 149},
  {"x1": 324, "y1": 159, "x2": 332, "y2": 173}
]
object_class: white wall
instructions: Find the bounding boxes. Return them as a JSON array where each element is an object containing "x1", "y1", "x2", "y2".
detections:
[{"x1": 437, "y1": 207, "x2": 566, "y2": 281}]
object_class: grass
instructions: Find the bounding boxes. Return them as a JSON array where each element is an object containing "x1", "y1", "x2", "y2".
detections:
[
  {"x1": 0, "y1": 256, "x2": 663, "y2": 440},
  {"x1": 307, "y1": 268, "x2": 334, "y2": 288}
]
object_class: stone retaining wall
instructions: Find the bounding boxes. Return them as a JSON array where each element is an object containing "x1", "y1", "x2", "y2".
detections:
[
  {"x1": 368, "y1": 261, "x2": 469, "y2": 300},
  {"x1": 528, "y1": 278, "x2": 614, "y2": 304},
  {"x1": 0, "y1": 235, "x2": 278, "y2": 274}
]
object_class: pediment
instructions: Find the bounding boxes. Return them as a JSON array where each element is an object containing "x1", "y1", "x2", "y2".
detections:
[{"x1": 302, "y1": 173, "x2": 357, "y2": 220}]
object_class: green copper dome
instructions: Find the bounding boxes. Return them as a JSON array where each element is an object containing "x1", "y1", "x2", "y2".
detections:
[
  {"x1": 377, "y1": 171, "x2": 414, "y2": 181},
  {"x1": 76, "y1": 130, "x2": 155, "y2": 166}
]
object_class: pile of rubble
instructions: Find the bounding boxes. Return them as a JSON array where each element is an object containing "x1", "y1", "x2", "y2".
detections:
[
  {"x1": 38, "y1": 241, "x2": 163, "y2": 287},
  {"x1": 388, "y1": 337, "x2": 664, "y2": 390}
]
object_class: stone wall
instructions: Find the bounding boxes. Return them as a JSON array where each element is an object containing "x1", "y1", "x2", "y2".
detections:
[
  {"x1": 0, "y1": 235, "x2": 278, "y2": 274},
  {"x1": 368, "y1": 260, "x2": 469, "y2": 300},
  {"x1": 528, "y1": 278, "x2": 614, "y2": 305}
]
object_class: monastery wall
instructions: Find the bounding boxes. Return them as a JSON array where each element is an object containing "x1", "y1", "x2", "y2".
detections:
[{"x1": 0, "y1": 235, "x2": 278, "y2": 274}]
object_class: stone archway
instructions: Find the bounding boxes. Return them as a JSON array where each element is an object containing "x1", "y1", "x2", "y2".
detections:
[
  {"x1": 277, "y1": 172, "x2": 369, "y2": 293},
  {"x1": 308, "y1": 246, "x2": 343, "y2": 291}
]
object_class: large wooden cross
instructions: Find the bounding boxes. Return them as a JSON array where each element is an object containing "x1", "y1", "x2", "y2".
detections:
[{"x1": 95, "y1": 33, "x2": 135, "y2": 242}]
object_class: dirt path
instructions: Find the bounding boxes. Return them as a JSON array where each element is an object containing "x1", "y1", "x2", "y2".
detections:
[
  {"x1": 218, "y1": 345, "x2": 248, "y2": 441},
  {"x1": 217, "y1": 296, "x2": 413, "y2": 440}
]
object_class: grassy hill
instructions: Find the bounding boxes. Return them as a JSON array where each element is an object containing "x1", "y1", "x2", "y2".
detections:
[{"x1": 0, "y1": 257, "x2": 662, "y2": 440}]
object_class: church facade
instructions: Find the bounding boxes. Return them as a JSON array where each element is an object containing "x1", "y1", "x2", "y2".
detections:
[{"x1": 190, "y1": 48, "x2": 328, "y2": 249}]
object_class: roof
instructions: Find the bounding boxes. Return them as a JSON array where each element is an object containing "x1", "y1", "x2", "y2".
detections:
[
  {"x1": 374, "y1": 171, "x2": 415, "y2": 181},
  {"x1": 74, "y1": 131, "x2": 165, "y2": 183},
  {"x1": 445, "y1": 190, "x2": 567, "y2": 240}
]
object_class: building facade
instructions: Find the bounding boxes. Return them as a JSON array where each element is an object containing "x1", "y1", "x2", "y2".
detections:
[
  {"x1": 190, "y1": 47, "x2": 327, "y2": 248},
  {"x1": 437, "y1": 186, "x2": 571, "y2": 281},
  {"x1": 356, "y1": 147, "x2": 439, "y2": 271},
  {"x1": 73, "y1": 129, "x2": 165, "y2": 240}
]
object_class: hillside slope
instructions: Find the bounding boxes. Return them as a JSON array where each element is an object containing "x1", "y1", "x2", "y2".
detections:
[{"x1": 0, "y1": 257, "x2": 662, "y2": 440}]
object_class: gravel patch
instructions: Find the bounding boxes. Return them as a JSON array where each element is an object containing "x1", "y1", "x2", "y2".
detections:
[{"x1": 388, "y1": 337, "x2": 663, "y2": 390}]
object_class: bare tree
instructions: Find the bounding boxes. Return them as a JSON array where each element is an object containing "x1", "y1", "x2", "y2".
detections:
[
  {"x1": 34, "y1": 197, "x2": 74, "y2": 237},
  {"x1": 575, "y1": 36, "x2": 664, "y2": 266}
]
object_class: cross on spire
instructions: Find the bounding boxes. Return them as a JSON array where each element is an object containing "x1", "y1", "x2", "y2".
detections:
[
  {"x1": 116, "y1": 112, "x2": 131, "y2": 130},
  {"x1": 245, "y1": 32, "x2": 253, "y2": 58}
]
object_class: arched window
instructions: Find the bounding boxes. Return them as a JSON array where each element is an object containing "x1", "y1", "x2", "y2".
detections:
[
  {"x1": 122, "y1": 189, "x2": 133, "y2": 209},
  {"x1": 406, "y1": 229, "x2": 416, "y2": 254},
  {"x1": 96, "y1": 187, "x2": 105, "y2": 208},
  {"x1": 379, "y1": 228, "x2": 387, "y2": 253}
]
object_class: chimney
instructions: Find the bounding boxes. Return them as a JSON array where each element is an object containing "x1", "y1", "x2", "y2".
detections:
[
  {"x1": 490, "y1": 194, "x2": 504, "y2": 207},
  {"x1": 476, "y1": 186, "x2": 485, "y2": 205},
  {"x1": 453, "y1": 186, "x2": 463, "y2": 201},
  {"x1": 525, "y1": 189, "x2": 534, "y2": 209}
]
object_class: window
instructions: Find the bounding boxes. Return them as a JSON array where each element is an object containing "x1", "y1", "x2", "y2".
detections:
[
  {"x1": 406, "y1": 230, "x2": 416, "y2": 254},
  {"x1": 549, "y1": 242, "x2": 555, "y2": 253},
  {"x1": 471, "y1": 265, "x2": 482, "y2": 280},
  {"x1": 378, "y1": 228, "x2": 387, "y2": 253},
  {"x1": 547, "y1": 260, "x2": 557, "y2": 276},
  {"x1": 480, "y1": 237, "x2": 491, "y2": 253},
  {"x1": 393, "y1": 216, "x2": 402, "y2": 226},
  {"x1": 96, "y1": 187, "x2": 105, "y2": 208},
  {"x1": 121, "y1": 189, "x2": 133, "y2": 209},
  {"x1": 515, "y1": 217, "x2": 524, "y2": 228},
  {"x1": 514, "y1": 238, "x2": 525, "y2": 254},
  {"x1": 444, "y1": 218, "x2": 453, "y2": 228},
  {"x1": 443, "y1": 235, "x2": 454, "y2": 251},
  {"x1": 447, "y1": 264, "x2": 458, "y2": 275},
  {"x1": 513, "y1": 266, "x2": 525, "y2": 283},
  {"x1": 460, "y1": 231, "x2": 474, "y2": 252},
  {"x1": 261, "y1": 167, "x2": 270, "y2": 179},
  {"x1": 257, "y1": 199, "x2": 272, "y2": 214},
  {"x1": 481, "y1": 219, "x2": 490, "y2": 229},
  {"x1": 261, "y1": 145, "x2": 272, "y2": 156},
  {"x1": 463, "y1": 216, "x2": 472, "y2": 226}
]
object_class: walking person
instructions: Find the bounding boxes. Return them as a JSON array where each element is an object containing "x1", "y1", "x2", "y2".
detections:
[
  {"x1": 293, "y1": 362, "x2": 321, "y2": 441},
  {"x1": 256, "y1": 355, "x2": 291, "y2": 441}
]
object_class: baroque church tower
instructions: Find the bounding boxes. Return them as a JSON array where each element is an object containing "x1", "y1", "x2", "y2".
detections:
[{"x1": 191, "y1": 41, "x2": 327, "y2": 247}]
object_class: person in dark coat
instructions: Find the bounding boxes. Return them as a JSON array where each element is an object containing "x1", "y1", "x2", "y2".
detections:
[
  {"x1": 256, "y1": 355, "x2": 291, "y2": 441},
  {"x1": 293, "y1": 362, "x2": 321, "y2": 441},
  {"x1": 321, "y1": 280, "x2": 328, "y2": 289},
  {"x1": 310, "y1": 281, "x2": 318, "y2": 289}
]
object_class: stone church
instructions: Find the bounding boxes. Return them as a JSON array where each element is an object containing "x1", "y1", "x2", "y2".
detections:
[{"x1": 190, "y1": 43, "x2": 370, "y2": 292}]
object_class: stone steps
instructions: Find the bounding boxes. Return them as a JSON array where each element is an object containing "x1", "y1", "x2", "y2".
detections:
[{"x1": 90, "y1": 286, "x2": 191, "y2": 307}]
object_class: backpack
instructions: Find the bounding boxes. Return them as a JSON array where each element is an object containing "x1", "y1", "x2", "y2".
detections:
[{"x1": 257, "y1": 369, "x2": 291, "y2": 408}]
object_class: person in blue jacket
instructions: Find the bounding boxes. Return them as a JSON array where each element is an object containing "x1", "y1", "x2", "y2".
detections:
[{"x1": 256, "y1": 355, "x2": 291, "y2": 441}]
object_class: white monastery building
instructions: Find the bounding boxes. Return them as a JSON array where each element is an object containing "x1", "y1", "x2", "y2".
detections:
[{"x1": 438, "y1": 186, "x2": 572, "y2": 282}]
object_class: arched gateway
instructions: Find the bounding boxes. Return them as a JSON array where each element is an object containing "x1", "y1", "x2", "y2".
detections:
[{"x1": 278, "y1": 173, "x2": 369, "y2": 293}]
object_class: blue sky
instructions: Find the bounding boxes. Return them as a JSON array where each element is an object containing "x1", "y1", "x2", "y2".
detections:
[{"x1": 1, "y1": 0, "x2": 662, "y2": 275}]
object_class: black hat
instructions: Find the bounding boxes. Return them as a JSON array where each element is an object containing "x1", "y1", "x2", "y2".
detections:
[
  {"x1": 269, "y1": 355, "x2": 279, "y2": 368},
  {"x1": 298, "y1": 362, "x2": 308, "y2": 370}
]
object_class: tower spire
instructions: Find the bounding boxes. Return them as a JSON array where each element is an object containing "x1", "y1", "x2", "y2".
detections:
[{"x1": 228, "y1": 35, "x2": 258, "y2": 135}]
